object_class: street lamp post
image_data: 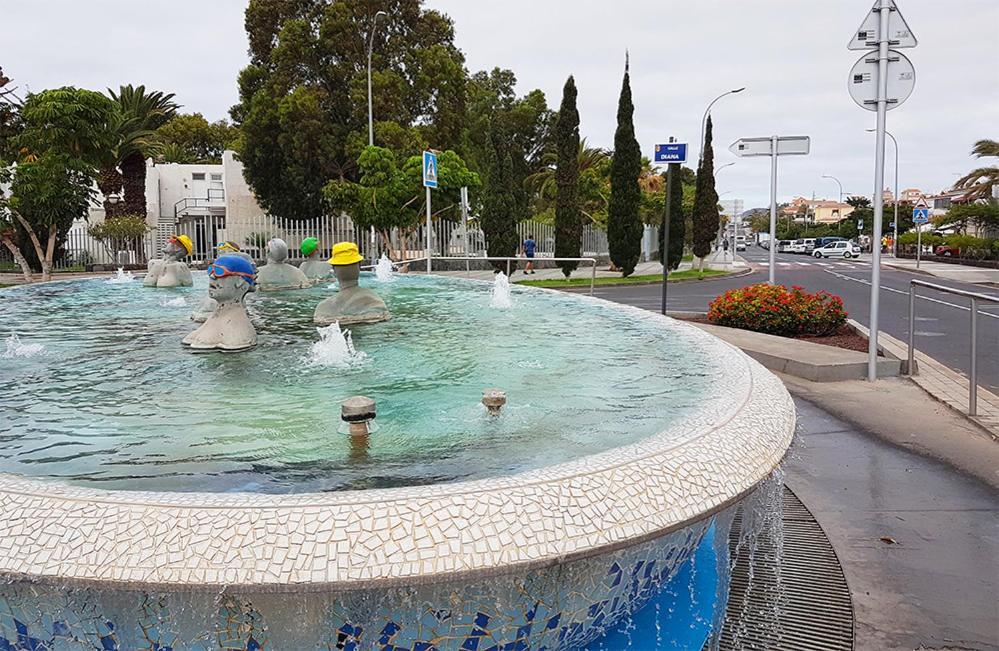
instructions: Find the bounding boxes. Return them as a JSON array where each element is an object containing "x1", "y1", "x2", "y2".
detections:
[
  {"x1": 822, "y1": 174, "x2": 844, "y2": 233},
  {"x1": 366, "y1": 10, "x2": 388, "y2": 264},
  {"x1": 699, "y1": 88, "x2": 745, "y2": 165},
  {"x1": 868, "y1": 128, "x2": 899, "y2": 257},
  {"x1": 716, "y1": 164, "x2": 736, "y2": 258}
]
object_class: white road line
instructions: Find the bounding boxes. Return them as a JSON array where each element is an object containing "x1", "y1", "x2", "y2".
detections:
[
  {"x1": 823, "y1": 269, "x2": 999, "y2": 320},
  {"x1": 797, "y1": 262, "x2": 812, "y2": 266}
]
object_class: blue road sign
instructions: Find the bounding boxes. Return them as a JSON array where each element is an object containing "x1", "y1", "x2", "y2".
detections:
[
  {"x1": 423, "y1": 150, "x2": 438, "y2": 189},
  {"x1": 912, "y1": 207, "x2": 929, "y2": 224},
  {"x1": 654, "y1": 143, "x2": 687, "y2": 164}
]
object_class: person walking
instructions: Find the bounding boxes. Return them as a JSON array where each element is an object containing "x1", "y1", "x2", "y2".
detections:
[{"x1": 522, "y1": 234, "x2": 536, "y2": 274}]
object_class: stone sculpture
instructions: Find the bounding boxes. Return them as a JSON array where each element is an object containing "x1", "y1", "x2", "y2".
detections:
[
  {"x1": 314, "y1": 242, "x2": 390, "y2": 325},
  {"x1": 183, "y1": 255, "x2": 257, "y2": 352},
  {"x1": 144, "y1": 235, "x2": 194, "y2": 288},
  {"x1": 298, "y1": 237, "x2": 333, "y2": 284},
  {"x1": 256, "y1": 238, "x2": 310, "y2": 291},
  {"x1": 191, "y1": 242, "x2": 254, "y2": 323}
]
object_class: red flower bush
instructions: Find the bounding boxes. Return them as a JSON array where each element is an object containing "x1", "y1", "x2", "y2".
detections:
[{"x1": 707, "y1": 283, "x2": 847, "y2": 337}]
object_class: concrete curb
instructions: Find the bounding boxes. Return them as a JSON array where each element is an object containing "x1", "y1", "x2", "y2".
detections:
[
  {"x1": 851, "y1": 321, "x2": 999, "y2": 439},
  {"x1": 681, "y1": 319, "x2": 901, "y2": 383}
]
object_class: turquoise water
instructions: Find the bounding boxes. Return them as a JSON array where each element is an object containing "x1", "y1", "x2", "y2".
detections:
[{"x1": 0, "y1": 274, "x2": 721, "y2": 493}]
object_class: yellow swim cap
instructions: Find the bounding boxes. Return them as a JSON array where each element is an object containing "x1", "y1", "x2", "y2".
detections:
[
  {"x1": 171, "y1": 234, "x2": 193, "y2": 256},
  {"x1": 328, "y1": 241, "x2": 364, "y2": 266}
]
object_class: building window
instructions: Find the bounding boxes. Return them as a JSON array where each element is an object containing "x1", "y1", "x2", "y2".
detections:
[
  {"x1": 192, "y1": 173, "x2": 206, "y2": 181},
  {"x1": 210, "y1": 173, "x2": 222, "y2": 181}
]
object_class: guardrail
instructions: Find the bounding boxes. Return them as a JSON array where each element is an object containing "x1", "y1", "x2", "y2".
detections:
[
  {"x1": 365, "y1": 255, "x2": 600, "y2": 295},
  {"x1": 907, "y1": 279, "x2": 999, "y2": 416}
]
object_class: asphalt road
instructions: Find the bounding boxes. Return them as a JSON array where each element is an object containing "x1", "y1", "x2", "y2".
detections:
[{"x1": 594, "y1": 246, "x2": 999, "y2": 393}]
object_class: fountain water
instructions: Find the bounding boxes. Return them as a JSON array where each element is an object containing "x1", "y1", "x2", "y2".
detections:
[
  {"x1": 490, "y1": 271, "x2": 513, "y2": 308},
  {"x1": 104, "y1": 267, "x2": 135, "y2": 284},
  {"x1": 160, "y1": 297, "x2": 186, "y2": 307},
  {"x1": 304, "y1": 321, "x2": 367, "y2": 368},
  {"x1": 2, "y1": 334, "x2": 45, "y2": 358},
  {"x1": 375, "y1": 254, "x2": 395, "y2": 282}
]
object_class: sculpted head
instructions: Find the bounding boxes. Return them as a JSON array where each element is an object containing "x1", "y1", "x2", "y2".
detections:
[
  {"x1": 208, "y1": 255, "x2": 257, "y2": 303},
  {"x1": 165, "y1": 235, "x2": 193, "y2": 262},
  {"x1": 329, "y1": 241, "x2": 364, "y2": 287},
  {"x1": 300, "y1": 237, "x2": 320, "y2": 259},
  {"x1": 266, "y1": 238, "x2": 289, "y2": 263}
]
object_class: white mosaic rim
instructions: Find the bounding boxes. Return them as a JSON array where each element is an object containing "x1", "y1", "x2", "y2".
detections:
[{"x1": 0, "y1": 281, "x2": 796, "y2": 590}]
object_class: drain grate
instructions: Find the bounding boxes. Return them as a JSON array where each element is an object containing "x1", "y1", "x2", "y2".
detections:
[{"x1": 713, "y1": 487, "x2": 854, "y2": 651}]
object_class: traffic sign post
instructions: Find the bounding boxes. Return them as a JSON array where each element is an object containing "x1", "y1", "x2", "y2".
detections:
[
  {"x1": 730, "y1": 135, "x2": 810, "y2": 284},
  {"x1": 913, "y1": 200, "x2": 929, "y2": 269},
  {"x1": 653, "y1": 142, "x2": 687, "y2": 164},
  {"x1": 848, "y1": 0, "x2": 917, "y2": 382},
  {"x1": 423, "y1": 151, "x2": 438, "y2": 272},
  {"x1": 653, "y1": 138, "x2": 686, "y2": 315}
]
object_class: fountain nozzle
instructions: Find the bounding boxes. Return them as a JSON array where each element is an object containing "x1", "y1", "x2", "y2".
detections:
[
  {"x1": 482, "y1": 389, "x2": 507, "y2": 415},
  {"x1": 342, "y1": 396, "x2": 376, "y2": 436}
]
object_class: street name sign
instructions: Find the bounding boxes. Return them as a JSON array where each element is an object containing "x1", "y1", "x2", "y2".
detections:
[
  {"x1": 848, "y1": 0, "x2": 917, "y2": 50},
  {"x1": 422, "y1": 150, "x2": 438, "y2": 189},
  {"x1": 729, "y1": 136, "x2": 810, "y2": 157},
  {"x1": 848, "y1": 50, "x2": 915, "y2": 111},
  {"x1": 654, "y1": 142, "x2": 687, "y2": 164}
]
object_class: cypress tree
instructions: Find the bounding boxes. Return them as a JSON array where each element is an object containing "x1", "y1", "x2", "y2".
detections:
[
  {"x1": 554, "y1": 76, "x2": 581, "y2": 278},
  {"x1": 658, "y1": 164, "x2": 685, "y2": 270},
  {"x1": 481, "y1": 119, "x2": 519, "y2": 271},
  {"x1": 607, "y1": 55, "x2": 643, "y2": 277},
  {"x1": 692, "y1": 115, "x2": 720, "y2": 266}
]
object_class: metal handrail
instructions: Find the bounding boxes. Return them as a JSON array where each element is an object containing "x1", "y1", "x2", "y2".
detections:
[
  {"x1": 362, "y1": 255, "x2": 600, "y2": 295},
  {"x1": 907, "y1": 279, "x2": 999, "y2": 416}
]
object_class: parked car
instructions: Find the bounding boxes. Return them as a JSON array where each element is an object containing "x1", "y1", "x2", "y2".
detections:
[
  {"x1": 935, "y1": 245, "x2": 959, "y2": 257},
  {"x1": 777, "y1": 240, "x2": 794, "y2": 253},
  {"x1": 812, "y1": 240, "x2": 861, "y2": 258},
  {"x1": 789, "y1": 239, "x2": 807, "y2": 254},
  {"x1": 802, "y1": 238, "x2": 817, "y2": 253},
  {"x1": 815, "y1": 236, "x2": 847, "y2": 248}
]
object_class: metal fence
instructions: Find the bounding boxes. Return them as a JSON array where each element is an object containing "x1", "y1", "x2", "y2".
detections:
[{"x1": 0, "y1": 214, "x2": 610, "y2": 271}]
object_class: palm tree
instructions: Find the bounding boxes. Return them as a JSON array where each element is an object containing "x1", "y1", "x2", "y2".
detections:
[
  {"x1": 526, "y1": 138, "x2": 608, "y2": 202},
  {"x1": 953, "y1": 139, "x2": 999, "y2": 202},
  {"x1": 105, "y1": 85, "x2": 178, "y2": 217}
]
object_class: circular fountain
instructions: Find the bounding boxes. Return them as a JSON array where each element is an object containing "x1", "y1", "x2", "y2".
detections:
[{"x1": 0, "y1": 272, "x2": 794, "y2": 649}]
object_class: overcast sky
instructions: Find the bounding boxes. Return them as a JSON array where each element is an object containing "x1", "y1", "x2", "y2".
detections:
[{"x1": 4, "y1": 1, "x2": 997, "y2": 209}]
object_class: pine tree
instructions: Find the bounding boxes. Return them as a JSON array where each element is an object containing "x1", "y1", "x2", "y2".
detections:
[
  {"x1": 692, "y1": 115, "x2": 720, "y2": 266},
  {"x1": 607, "y1": 55, "x2": 643, "y2": 277},
  {"x1": 481, "y1": 119, "x2": 519, "y2": 272},
  {"x1": 554, "y1": 76, "x2": 581, "y2": 278},
  {"x1": 659, "y1": 164, "x2": 685, "y2": 270}
]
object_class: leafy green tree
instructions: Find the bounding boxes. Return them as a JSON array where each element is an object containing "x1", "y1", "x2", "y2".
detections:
[
  {"x1": 661, "y1": 165, "x2": 685, "y2": 270},
  {"x1": 942, "y1": 202, "x2": 999, "y2": 234},
  {"x1": 156, "y1": 112, "x2": 239, "y2": 163},
  {"x1": 553, "y1": 76, "x2": 581, "y2": 277},
  {"x1": 233, "y1": 0, "x2": 468, "y2": 221},
  {"x1": 2, "y1": 88, "x2": 111, "y2": 280},
  {"x1": 480, "y1": 120, "x2": 519, "y2": 269},
  {"x1": 607, "y1": 58, "x2": 642, "y2": 276},
  {"x1": 692, "y1": 115, "x2": 720, "y2": 265},
  {"x1": 107, "y1": 85, "x2": 178, "y2": 216}
]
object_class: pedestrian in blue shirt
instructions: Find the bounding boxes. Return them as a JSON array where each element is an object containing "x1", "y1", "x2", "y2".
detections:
[{"x1": 522, "y1": 234, "x2": 536, "y2": 274}]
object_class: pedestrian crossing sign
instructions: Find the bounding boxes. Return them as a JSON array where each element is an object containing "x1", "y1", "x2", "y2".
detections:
[
  {"x1": 423, "y1": 151, "x2": 438, "y2": 189},
  {"x1": 912, "y1": 207, "x2": 929, "y2": 224}
]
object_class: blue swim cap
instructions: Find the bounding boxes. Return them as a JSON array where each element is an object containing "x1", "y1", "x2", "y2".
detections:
[{"x1": 208, "y1": 254, "x2": 257, "y2": 286}]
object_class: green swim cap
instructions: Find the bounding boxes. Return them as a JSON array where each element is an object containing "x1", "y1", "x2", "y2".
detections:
[{"x1": 300, "y1": 237, "x2": 319, "y2": 257}]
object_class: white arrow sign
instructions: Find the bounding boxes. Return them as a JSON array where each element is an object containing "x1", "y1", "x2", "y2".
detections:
[
  {"x1": 848, "y1": 0, "x2": 917, "y2": 50},
  {"x1": 729, "y1": 136, "x2": 810, "y2": 157}
]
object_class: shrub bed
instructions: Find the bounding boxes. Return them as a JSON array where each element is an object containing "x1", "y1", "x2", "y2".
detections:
[{"x1": 707, "y1": 283, "x2": 847, "y2": 337}]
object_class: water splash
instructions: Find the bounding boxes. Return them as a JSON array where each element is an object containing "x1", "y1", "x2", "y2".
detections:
[
  {"x1": 104, "y1": 268, "x2": 135, "y2": 284},
  {"x1": 490, "y1": 272, "x2": 513, "y2": 309},
  {"x1": 3, "y1": 334, "x2": 45, "y2": 358},
  {"x1": 374, "y1": 254, "x2": 395, "y2": 282},
  {"x1": 160, "y1": 297, "x2": 186, "y2": 307},
  {"x1": 303, "y1": 322, "x2": 367, "y2": 368}
]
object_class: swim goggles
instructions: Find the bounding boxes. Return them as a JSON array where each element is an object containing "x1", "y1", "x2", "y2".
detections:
[{"x1": 207, "y1": 263, "x2": 255, "y2": 282}]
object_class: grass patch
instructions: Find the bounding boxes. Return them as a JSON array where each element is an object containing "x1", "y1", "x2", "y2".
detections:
[{"x1": 517, "y1": 269, "x2": 728, "y2": 288}]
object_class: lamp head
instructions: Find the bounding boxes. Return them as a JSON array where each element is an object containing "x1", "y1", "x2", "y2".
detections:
[{"x1": 732, "y1": 87, "x2": 746, "y2": 93}]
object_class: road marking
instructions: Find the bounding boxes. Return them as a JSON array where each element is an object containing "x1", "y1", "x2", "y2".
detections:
[
  {"x1": 823, "y1": 269, "x2": 999, "y2": 320},
  {"x1": 797, "y1": 262, "x2": 812, "y2": 266}
]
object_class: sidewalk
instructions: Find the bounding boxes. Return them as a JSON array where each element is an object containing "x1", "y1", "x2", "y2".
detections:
[{"x1": 882, "y1": 256, "x2": 999, "y2": 286}]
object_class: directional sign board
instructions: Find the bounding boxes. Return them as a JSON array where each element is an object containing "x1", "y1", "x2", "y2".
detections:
[
  {"x1": 848, "y1": 50, "x2": 915, "y2": 111},
  {"x1": 848, "y1": 0, "x2": 917, "y2": 50},
  {"x1": 729, "y1": 136, "x2": 810, "y2": 157},
  {"x1": 653, "y1": 142, "x2": 687, "y2": 164},
  {"x1": 912, "y1": 207, "x2": 930, "y2": 224},
  {"x1": 422, "y1": 150, "x2": 438, "y2": 189}
]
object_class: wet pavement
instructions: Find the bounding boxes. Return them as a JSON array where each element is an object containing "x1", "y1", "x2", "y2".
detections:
[{"x1": 787, "y1": 397, "x2": 999, "y2": 651}]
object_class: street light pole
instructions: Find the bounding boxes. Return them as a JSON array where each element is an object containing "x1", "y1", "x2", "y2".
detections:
[
  {"x1": 699, "y1": 88, "x2": 745, "y2": 165},
  {"x1": 869, "y1": 128, "x2": 899, "y2": 257},
  {"x1": 366, "y1": 10, "x2": 388, "y2": 264},
  {"x1": 716, "y1": 162, "x2": 735, "y2": 257},
  {"x1": 822, "y1": 174, "x2": 844, "y2": 233}
]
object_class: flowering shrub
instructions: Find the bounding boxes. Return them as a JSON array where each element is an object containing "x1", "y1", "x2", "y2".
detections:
[{"x1": 707, "y1": 284, "x2": 847, "y2": 337}]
